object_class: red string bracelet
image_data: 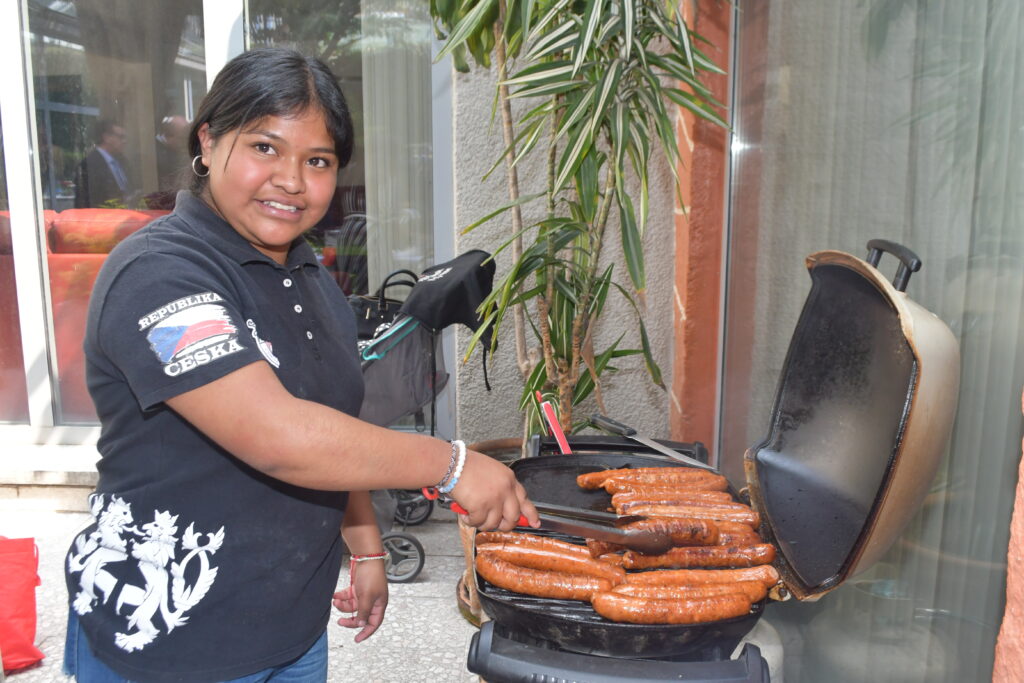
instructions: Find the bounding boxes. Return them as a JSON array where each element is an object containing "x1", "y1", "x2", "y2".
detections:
[{"x1": 348, "y1": 552, "x2": 387, "y2": 582}]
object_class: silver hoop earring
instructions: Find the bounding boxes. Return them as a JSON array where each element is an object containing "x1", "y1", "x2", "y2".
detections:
[{"x1": 191, "y1": 155, "x2": 210, "y2": 178}]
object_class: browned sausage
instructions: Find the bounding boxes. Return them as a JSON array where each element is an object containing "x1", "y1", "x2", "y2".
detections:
[
  {"x1": 621, "y1": 516, "x2": 720, "y2": 547},
  {"x1": 477, "y1": 542, "x2": 626, "y2": 584},
  {"x1": 625, "y1": 565, "x2": 781, "y2": 587},
  {"x1": 622, "y1": 544, "x2": 775, "y2": 569},
  {"x1": 626, "y1": 504, "x2": 760, "y2": 527},
  {"x1": 615, "y1": 497, "x2": 752, "y2": 514},
  {"x1": 610, "y1": 489, "x2": 733, "y2": 505},
  {"x1": 586, "y1": 539, "x2": 623, "y2": 557},
  {"x1": 591, "y1": 591, "x2": 752, "y2": 624},
  {"x1": 577, "y1": 467, "x2": 727, "y2": 490},
  {"x1": 475, "y1": 531, "x2": 591, "y2": 557},
  {"x1": 476, "y1": 554, "x2": 611, "y2": 601},
  {"x1": 598, "y1": 553, "x2": 625, "y2": 567},
  {"x1": 717, "y1": 528, "x2": 762, "y2": 546},
  {"x1": 603, "y1": 481, "x2": 734, "y2": 496},
  {"x1": 612, "y1": 580, "x2": 769, "y2": 603}
]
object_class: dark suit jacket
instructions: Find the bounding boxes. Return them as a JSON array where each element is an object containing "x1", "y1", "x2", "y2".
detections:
[{"x1": 74, "y1": 149, "x2": 129, "y2": 208}]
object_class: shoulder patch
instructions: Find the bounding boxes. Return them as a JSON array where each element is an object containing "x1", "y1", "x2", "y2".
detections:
[{"x1": 142, "y1": 293, "x2": 245, "y2": 376}]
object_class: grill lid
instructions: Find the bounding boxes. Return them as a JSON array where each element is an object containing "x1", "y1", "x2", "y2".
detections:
[{"x1": 744, "y1": 240, "x2": 960, "y2": 601}]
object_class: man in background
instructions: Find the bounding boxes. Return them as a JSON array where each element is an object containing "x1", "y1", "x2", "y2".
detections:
[{"x1": 74, "y1": 119, "x2": 133, "y2": 208}]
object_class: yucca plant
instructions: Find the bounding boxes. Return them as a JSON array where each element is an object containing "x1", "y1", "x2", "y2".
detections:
[{"x1": 432, "y1": 0, "x2": 727, "y2": 435}]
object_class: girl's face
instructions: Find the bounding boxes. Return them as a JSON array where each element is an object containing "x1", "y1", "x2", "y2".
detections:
[{"x1": 198, "y1": 109, "x2": 338, "y2": 264}]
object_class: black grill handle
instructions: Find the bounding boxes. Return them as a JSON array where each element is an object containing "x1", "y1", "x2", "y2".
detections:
[{"x1": 865, "y1": 239, "x2": 921, "y2": 292}]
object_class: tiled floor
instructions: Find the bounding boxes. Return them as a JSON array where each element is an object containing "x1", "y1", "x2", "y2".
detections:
[{"x1": 3, "y1": 507, "x2": 482, "y2": 682}]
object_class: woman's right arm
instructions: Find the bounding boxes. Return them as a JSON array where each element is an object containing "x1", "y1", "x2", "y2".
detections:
[{"x1": 165, "y1": 360, "x2": 538, "y2": 531}]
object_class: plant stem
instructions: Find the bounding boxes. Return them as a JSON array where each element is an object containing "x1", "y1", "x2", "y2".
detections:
[{"x1": 493, "y1": 3, "x2": 531, "y2": 380}]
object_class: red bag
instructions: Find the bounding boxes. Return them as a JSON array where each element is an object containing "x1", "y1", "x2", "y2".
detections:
[{"x1": 0, "y1": 537, "x2": 44, "y2": 672}]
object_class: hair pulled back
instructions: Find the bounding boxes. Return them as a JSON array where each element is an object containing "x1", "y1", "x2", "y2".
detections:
[{"x1": 187, "y1": 48, "x2": 353, "y2": 192}]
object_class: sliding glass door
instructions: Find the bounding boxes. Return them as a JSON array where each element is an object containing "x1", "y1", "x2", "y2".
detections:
[{"x1": 723, "y1": 1, "x2": 1022, "y2": 680}]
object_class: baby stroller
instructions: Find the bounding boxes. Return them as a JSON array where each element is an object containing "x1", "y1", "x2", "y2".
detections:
[{"x1": 352, "y1": 250, "x2": 495, "y2": 583}]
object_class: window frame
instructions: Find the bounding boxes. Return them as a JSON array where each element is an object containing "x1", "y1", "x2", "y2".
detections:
[{"x1": 0, "y1": 0, "x2": 455, "y2": 447}]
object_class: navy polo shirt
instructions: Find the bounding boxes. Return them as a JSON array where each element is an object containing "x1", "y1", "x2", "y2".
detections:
[{"x1": 65, "y1": 192, "x2": 365, "y2": 682}]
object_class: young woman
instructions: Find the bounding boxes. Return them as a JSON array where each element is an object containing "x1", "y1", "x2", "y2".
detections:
[{"x1": 63, "y1": 48, "x2": 538, "y2": 682}]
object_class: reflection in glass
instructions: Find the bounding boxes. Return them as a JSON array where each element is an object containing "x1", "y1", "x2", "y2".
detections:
[
  {"x1": 0, "y1": 113, "x2": 31, "y2": 423},
  {"x1": 28, "y1": 0, "x2": 206, "y2": 423},
  {"x1": 723, "y1": 2, "x2": 1024, "y2": 681},
  {"x1": 247, "y1": 0, "x2": 434, "y2": 296}
]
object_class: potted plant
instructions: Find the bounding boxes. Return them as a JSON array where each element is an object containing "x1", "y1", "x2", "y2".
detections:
[{"x1": 431, "y1": 0, "x2": 727, "y2": 436}]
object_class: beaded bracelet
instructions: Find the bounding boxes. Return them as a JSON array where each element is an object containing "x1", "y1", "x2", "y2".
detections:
[
  {"x1": 351, "y1": 552, "x2": 388, "y2": 563},
  {"x1": 438, "y1": 440, "x2": 467, "y2": 494},
  {"x1": 435, "y1": 440, "x2": 460, "y2": 491}
]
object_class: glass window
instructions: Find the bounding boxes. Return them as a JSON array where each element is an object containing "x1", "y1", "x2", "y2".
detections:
[
  {"x1": 0, "y1": 112, "x2": 30, "y2": 423},
  {"x1": 246, "y1": 0, "x2": 435, "y2": 297},
  {"x1": 27, "y1": 0, "x2": 206, "y2": 423},
  {"x1": 724, "y1": 2, "x2": 1023, "y2": 681}
]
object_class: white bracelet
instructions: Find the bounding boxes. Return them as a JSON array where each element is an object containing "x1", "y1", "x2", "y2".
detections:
[{"x1": 439, "y1": 440, "x2": 467, "y2": 494}]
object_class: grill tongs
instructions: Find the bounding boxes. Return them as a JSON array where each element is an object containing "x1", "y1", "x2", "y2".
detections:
[{"x1": 522, "y1": 502, "x2": 674, "y2": 555}]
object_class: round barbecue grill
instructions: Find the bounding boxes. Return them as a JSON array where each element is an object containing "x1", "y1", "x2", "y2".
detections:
[{"x1": 467, "y1": 241, "x2": 961, "y2": 682}]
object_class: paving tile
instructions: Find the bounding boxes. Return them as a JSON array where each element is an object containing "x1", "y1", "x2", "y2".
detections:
[{"x1": 2, "y1": 510, "x2": 482, "y2": 683}]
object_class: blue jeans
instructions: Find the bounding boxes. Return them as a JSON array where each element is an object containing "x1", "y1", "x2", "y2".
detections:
[{"x1": 64, "y1": 609, "x2": 329, "y2": 682}]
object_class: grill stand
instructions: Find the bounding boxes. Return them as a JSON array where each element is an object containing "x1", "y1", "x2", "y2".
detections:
[{"x1": 467, "y1": 621, "x2": 770, "y2": 682}]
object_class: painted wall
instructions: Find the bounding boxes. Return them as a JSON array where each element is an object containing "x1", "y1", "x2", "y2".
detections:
[{"x1": 449, "y1": 66, "x2": 677, "y2": 446}]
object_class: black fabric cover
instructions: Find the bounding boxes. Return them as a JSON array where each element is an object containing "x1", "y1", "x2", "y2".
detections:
[{"x1": 399, "y1": 250, "x2": 495, "y2": 345}]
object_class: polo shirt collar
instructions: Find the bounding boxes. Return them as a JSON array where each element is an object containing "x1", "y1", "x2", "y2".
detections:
[{"x1": 172, "y1": 191, "x2": 320, "y2": 270}]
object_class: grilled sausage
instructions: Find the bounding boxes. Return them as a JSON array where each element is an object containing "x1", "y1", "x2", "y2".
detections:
[
  {"x1": 586, "y1": 539, "x2": 623, "y2": 557},
  {"x1": 598, "y1": 553, "x2": 625, "y2": 567},
  {"x1": 621, "y1": 516, "x2": 720, "y2": 547},
  {"x1": 626, "y1": 504, "x2": 760, "y2": 527},
  {"x1": 476, "y1": 554, "x2": 611, "y2": 601},
  {"x1": 717, "y1": 528, "x2": 762, "y2": 546},
  {"x1": 576, "y1": 467, "x2": 728, "y2": 491},
  {"x1": 622, "y1": 544, "x2": 776, "y2": 569},
  {"x1": 612, "y1": 491, "x2": 735, "y2": 511},
  {"x1": 615, "y1": 497, "x2": 752, "y2": 514},
  {"x1": 477, "y1": 542, "x2": 626, "y2": 584},
  {"x1": 475, "y1": 531, "x2": 591, "y2": 557},
  {"x1": 612, "y1": 580, "x2": 769, "y2": 603},
  {"x1": 625, "y1": 565, "x2": 781, "y2": 588},
  {"x1": 591, "y1": 591, "x2": 752, "y2": 624},
  {"x1": 603, "y1": 481, "x2": 735, "y2": 496}
]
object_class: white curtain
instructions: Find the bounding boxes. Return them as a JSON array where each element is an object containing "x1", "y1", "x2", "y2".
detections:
[
  {"x1": 725, "y1": 1, "x2": 1024, "y2": 680},
  {"x1": 360, "y1": 0, "x2": 434, "y2": 288}
]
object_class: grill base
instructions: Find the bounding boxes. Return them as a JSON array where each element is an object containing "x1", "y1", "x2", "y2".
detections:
[{"x1": 468, "y1": 621, "x2": 770, "y2": 682}]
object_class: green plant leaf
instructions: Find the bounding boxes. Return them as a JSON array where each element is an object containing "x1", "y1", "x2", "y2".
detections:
[
  {"x1": 436, "y1": 0, "x2": 499, "y2": 62},
  {"x1": 461, "y1": 191, "x2": 546, "y2": 234},
  {"x1": 574, "y1": 0, "x2": 604, "y2": 76},
  {"x1": 527, "y1": 20, "x2": 577, "y2": 60},
  {"x1": 617, "y1": 190, "x2": 645, "y2": 291}
]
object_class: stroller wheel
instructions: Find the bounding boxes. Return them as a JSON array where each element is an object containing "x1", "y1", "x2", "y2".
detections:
[
  {"x1": 381, "y1": 531, "x2": 425, "y2": 583},
  {"x1": 394, "y1": 490, "x2": 434, "y2": 526}
]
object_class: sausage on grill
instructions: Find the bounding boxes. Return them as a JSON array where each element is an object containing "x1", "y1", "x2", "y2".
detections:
[
  {"x1": 475, "y1": 531, "x2": 591, "y2": 557},
  {"x1": 625, "y1": 565, "x2": 781, "y2": 588},
  {"x1": 477, "y1": 542, "x2": 626, "y2": 584},
  {"x1": 622, "y1": 544, "x2": 776, "y2": 569},
  {"x1": 591, "y1": 591, "x2": 752, "y2": 624},
  {"x1": 576, "y1": 467, "x2": 728, "y2": 491},
  {"x1": 476, "y1": 554, "x2": 611, "y2": 601},
  {"x1": 626, "y1": 504, "x2": 760, "y2": 527},
  {"x1": 612, "y1": 580, "x2": 769, "y2": 603}
]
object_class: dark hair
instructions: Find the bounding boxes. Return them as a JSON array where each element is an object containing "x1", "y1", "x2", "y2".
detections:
[
  {"x1": 187, "y1": 48, "x2": 354, "y2": 192},
  {"x1": 94, "y1": 119, "x2": 122, "y2": 145}
]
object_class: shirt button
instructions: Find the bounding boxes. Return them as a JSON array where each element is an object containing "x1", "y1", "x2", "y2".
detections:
[
  {"x1": 294, "y1": 304, "x2": 303, "y2": 313},
  {"x1": 283, "y1": 278, "x2": 293, "y2": 287},
  {"x1": 306, "y1": 331, "x2": 314, "y2": 340}
]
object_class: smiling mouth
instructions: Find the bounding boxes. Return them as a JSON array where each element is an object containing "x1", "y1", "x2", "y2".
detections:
[{"x1": 260, "y1": 200, "x2": 300, "y2": 213}]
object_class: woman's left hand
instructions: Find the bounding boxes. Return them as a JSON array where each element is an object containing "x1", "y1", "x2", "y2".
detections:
[{"x1": 334, "y1": 559, "x2": 389, "y2": 642}]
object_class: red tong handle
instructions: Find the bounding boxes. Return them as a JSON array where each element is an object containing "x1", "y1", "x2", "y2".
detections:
[
  {"x1": 440, "y1": 497, "x2": 528, "y2": 528},
  {"x1": 536, "y1": 391, "x2": 572, "y2": 454}
]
